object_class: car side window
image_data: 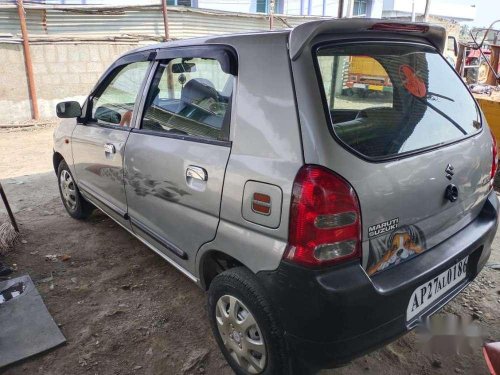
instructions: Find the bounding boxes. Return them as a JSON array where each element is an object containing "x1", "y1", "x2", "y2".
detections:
[
  {"x1": 141, "y1": 57, "x2": 234, "y2": 141},
  {"x1": 90, "y1": 61, "x2": 150, "y2": 127}
]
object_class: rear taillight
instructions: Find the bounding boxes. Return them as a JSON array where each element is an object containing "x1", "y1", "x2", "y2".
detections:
[
  {"x1": 284, "y1": 165, "x2": 361, "y2": 267},
  {"x1": 491, "y1": 129, "x2": 498, "y2": 188},
  {"x1": 370, "y1": 23, "x2": 429, "y2": 33}
]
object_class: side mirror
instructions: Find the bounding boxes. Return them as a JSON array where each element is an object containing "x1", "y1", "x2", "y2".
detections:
[
  {"x1": 56, "y1": 101, "x2": 82, "y2": 118},
  {"x1": 448, "y1": 36, "x2": 458, "y2": 57},
  {"x1": 95, "y1": 106, "x2": 122, "y2": 124}
]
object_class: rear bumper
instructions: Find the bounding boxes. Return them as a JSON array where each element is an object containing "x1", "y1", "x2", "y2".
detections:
[{"x1": 257, "y1": 191, "x2": 498, "y2": 370}]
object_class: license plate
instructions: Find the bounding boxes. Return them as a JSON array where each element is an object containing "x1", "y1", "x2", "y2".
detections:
[{"x1": 406, "y1": 256, "x2": 468, "y2": 321}]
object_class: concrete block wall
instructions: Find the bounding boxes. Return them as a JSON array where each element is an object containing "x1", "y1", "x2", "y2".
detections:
[{"x1": 0, "y1": 42, "x2": 142, "y2": 123}]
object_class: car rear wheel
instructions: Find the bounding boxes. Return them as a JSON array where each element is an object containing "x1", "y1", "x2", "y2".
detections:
[
  {"x1": 207, "y1": 267, "x2": 291, "y2": 375},
  {"x1": 57, "y1": 160, "x2": 93, "y2": 219}
]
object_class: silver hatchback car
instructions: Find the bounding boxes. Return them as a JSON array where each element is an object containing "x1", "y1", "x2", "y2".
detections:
[{"x1": 53, "y1": 19, "x2": 498, "y2": 374}]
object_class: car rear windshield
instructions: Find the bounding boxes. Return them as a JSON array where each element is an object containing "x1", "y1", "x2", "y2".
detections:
[{"x1": 315, "y1": 43, "x2": 481, "y2": 160}]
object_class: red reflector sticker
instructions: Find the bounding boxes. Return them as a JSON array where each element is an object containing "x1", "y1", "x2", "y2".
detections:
[
  {"x1": 399, "y1": 64, "x2": 427, "y2": 98},
  {"x1": 252, "y1": 193, "x2": 271, "y2": 215}
]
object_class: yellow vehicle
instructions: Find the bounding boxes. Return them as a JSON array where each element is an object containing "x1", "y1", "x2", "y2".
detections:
[
  {"x1": 342, "y1": 36, "x2": 458, "y2": 98},
  {"x1": 342, "y1": 56, "x2": 393, "y2": 97}
]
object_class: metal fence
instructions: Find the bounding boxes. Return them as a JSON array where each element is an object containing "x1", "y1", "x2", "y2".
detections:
[{"x1": 0, "y1": 4, "x2": 325, "y2": 42}]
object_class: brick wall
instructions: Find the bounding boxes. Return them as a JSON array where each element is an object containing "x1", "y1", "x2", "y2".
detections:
[{"x1": 0, "y1": 42, "x2": 145, "y2": 123}]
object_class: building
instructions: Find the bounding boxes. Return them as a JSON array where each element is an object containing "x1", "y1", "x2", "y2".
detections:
[
  {"x1": 382, "y1": 0, "x2": 476, "y2": 22},
  {"x1": 195, "y1": 0, "x2": 383, "y2": 18},
  {"x1": 23, "y1": 0, "x2": 477, "y2": 22}
]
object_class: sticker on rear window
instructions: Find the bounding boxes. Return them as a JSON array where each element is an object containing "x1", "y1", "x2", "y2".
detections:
[
  {"x1": 399, "y1": 64, "x2": 427, "y2": 98},
  {"x1": 368, "y1": 217, "x2": 399, "y2": 238}
]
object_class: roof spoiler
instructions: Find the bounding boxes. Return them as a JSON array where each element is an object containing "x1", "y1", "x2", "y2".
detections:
[{"x1": 289, "y1": 18, "x2": 447, "y2": 61}]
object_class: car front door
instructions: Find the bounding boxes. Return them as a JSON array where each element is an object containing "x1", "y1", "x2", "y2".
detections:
[
  {"x1": 72, "y1": 54, "x2": 152, "y2": 227},
  {"x1": 124, "y1": 46, "x2": 236, "y2": 273}
]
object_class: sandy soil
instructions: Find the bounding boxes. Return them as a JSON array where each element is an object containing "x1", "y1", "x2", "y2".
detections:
[{"x1": 0, "y1": 125, "x2": 499, "y2": 375}]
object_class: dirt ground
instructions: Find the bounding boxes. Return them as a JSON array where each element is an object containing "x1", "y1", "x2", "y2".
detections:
[{"x1": 1, "y1": 125, "x2": 500, "y2": 375}]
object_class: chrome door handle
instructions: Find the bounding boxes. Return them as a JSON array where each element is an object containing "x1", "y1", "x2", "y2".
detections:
[
  {"x1": 186, "y1": 166, "x2": 208, "y2": 181},
  {"x1": 104, "y1": 143, "x2": 116, "y2": 154}
]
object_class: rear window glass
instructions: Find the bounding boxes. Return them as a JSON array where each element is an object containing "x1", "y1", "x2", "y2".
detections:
[{"x1": 315, "y1": 43, "x2": 481, "y2": 160}]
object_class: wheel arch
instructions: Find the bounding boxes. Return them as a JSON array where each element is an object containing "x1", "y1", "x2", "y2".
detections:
[
  {"x1": 198, "y1": 249, "x2": 247, "y2": 290},
  {"x1": 53, "y1": 152, "x2": 64, "y2": 174}
]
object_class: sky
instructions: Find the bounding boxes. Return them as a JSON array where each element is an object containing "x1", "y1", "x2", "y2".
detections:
[{"x1": 456, "y1": 0, "x2": 500, "y2": 27}]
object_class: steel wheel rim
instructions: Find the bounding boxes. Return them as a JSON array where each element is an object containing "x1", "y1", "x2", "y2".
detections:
[
  {"x1": 60, "y1": 170, "x2": 77, "y2": 211},
  {"x1": 215, "y1": 295, "x2": 267, "y2": 374}
]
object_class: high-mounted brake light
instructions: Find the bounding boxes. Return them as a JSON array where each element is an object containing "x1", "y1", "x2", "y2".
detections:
[
  {"x1": 370, "y1": 23, "x2": 429, "y2": 33},
  {"x1": 491, "y1": 129, "x2": 498, "y2": 188},
  {"x1": 284, "y1": 165, "x2": 362, "y2": 267}
]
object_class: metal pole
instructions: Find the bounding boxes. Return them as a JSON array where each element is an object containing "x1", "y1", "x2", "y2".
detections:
[
  {"x1": 423, "y1": 0, "x2": 431, "y2": 22},
  {"x1": 338, "y1": 0, "x2": 344, "y2": 18},
  {"x1": 161, "y1": 0, "x2": 169, "y2": 41},
  {"x1": 411, "y1": 0, "x2": 416, "y2": 22},
  {"x1": 17, "y1": 0, "x2": 39, "y2": 120}
]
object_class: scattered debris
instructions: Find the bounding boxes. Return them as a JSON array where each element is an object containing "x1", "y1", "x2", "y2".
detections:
[
  {"x1": 431, "y1": 358, "x2": 442, "y2": 368},
  {"x1": 105, "y1": 310, "x2": 125, "y2": 317},
  {"x1": 487, "y1": 263, "x2": 500, "y2": 270},
  {"x1": 38, "y1": 273, "x2": 54, "y2": 284},
  {"x1": 181, "y1": 349, "x2": 210, "y2": 373},
  {"x1": 44, "y1": 254, "x2": 72, "y2": 262}
]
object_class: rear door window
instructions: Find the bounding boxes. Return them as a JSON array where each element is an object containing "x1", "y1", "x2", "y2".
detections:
[{"x1": 315, "y1": 43, "x2": 481, "y2": 160}]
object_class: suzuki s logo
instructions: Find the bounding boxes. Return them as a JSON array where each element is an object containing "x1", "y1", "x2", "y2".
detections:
[{"x1": 445, "y1": 164, "x2": 455, "y2": 180}]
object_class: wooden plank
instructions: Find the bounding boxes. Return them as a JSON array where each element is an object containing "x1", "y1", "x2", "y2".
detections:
[
  {"x1": 476, "y1": 96, "x2": 500, "y2": 150},
  {"x1": 486, "y1": 45, "x2": 499, "y2": 86}
]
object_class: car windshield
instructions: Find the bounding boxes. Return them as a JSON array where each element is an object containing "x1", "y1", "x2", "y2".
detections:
[{"x1": 315, "y1": 43, "x2": 481, "y2": 160}]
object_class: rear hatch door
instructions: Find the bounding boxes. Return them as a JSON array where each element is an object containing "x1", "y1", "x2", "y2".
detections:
[{"x1": 290, "y1": 22, "x2": 494, "y2": 276}]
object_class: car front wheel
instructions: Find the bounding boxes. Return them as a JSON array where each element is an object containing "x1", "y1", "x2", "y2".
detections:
[{"x1": 57, "y1": 160, "x2": 93, "y2": 219}]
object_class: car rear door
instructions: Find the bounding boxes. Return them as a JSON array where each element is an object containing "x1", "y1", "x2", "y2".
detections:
[
  {"x1": 71, "y1": 54, "x2": 152, "y2": 227},
  {"x1": 290, "y1": 25, "x2": 495, "y2": 276},
  {"x1": 123, "y1": 46, "x2": 236, "y2": 273}
]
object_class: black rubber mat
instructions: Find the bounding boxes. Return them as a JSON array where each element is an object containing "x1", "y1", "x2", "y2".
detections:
[{"x1": 0, "y1": 275, "x2": 65, "y2": 368}]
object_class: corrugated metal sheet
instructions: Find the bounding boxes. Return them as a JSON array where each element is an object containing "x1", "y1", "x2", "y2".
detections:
[
  {"x1": 0, "y1": 4, "x2": 325, "y2": 40},
  {"x1": 0, "y1": 8, "x2": 45, "y2": 36}
]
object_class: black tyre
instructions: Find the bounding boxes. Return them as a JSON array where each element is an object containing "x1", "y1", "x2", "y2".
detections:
[
  {"x1": 57, "y1": 160, "x2": 94, "y2": 219},
  {"x1": 208, "y1": 267, "x2": 291, "y2": 375}
]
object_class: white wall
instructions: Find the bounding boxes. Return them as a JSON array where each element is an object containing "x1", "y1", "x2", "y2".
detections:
[{"x1": 197, "y1": 0, "x2": 257, "y2": 13}]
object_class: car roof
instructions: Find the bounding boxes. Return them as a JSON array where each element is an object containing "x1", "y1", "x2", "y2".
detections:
[
  {"x1": 123, "y1": 18, "x2": 446, "y2": 60},
  {"x1": 125, "y1": 29, "x2": 291, "y2": 56}
]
